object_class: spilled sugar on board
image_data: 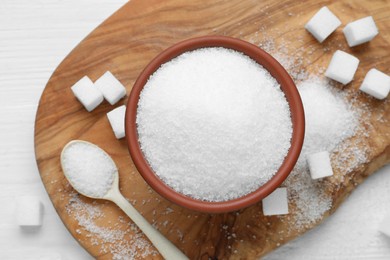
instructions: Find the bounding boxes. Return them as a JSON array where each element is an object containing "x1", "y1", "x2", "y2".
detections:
[
  {"x1": 66, "y1": 193, "x2": 158, "y2": 259},
  {"x1": 253, "y1": 29, "x2": 369, "y2": 230}
]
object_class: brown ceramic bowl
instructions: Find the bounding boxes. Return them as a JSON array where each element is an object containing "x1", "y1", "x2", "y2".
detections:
[{"x1": 125, "y1": 36, "x2": 305, "y2": 213}]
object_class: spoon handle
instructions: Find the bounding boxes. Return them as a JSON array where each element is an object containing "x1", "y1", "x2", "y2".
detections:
[{"x1": 111, "y1": 192, "x2": 189, "y2": 260}]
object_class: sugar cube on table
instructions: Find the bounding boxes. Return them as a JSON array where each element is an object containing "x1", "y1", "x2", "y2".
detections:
[
  {"x1": 305, "y1": 6, "x2": 341, "y2": 43},
  {"x1": 95, "y1": 71, "x2": 127, "y2": 105},
  {"x1": 262, "y1": 187, "x2": 289, "y2": 216},
  {"x1": 107, "y1": 105, "x2": 126, "y2": 139},
  {"x1": 359, "y1": 68, "x2": 390, "y2": 100},
  {"x1": 343, "y1": 16, "x2": 379, "y2": 47},
  {"x1": 71, "y1": 76, "x2": 103, "y2": 112},
  {"x1": 379, "y1": 213, "x2": 390, "y2": 238},
  {"x1": 16, "y1": 196, "x2": 43, "y2": 228},
  {"x1": 325, "y1": 50, "x2": 359, "y2": 85},
  {"x1": 307, "y1": 151, "x2": 333, "y2": 180}
]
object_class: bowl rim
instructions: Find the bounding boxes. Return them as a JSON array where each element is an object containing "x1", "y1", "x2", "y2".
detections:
[{"x1": 125, "y1": 35, "x2": 305, "y2": 213}]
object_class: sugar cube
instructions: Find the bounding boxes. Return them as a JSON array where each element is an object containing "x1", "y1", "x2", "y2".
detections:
[
  {"x1": 71, "y1": 76, "x2": 103, "y2": 112},
  {"x1": 343, "y1": 16, "x2": 379, "y2": 47},
  {"x1": 305, "y1": 7, "x2": 341, "y2": 43},
  {"x1": 359, "y1": 69, "x2": 390, "y2": 100},
  {"x1": 307, "y1": 151, "x2": 333, "y2": 180},
  {"x1": 16, "y1": 196, "x2": 43, "y2": 228},
  {"x1": 107, "y1": 105, "x2": 126, "y2": 139},
  {"x1": 379, "y1": 213, "x2": 390, "y2": 238},
  {"x1": 262, "y1": 188, "x2": 289, "y2": 216},
  {"x1": 95, "y1": 71, "x2": 127, "y2": 105},
  {"x1": 325, "y1": 50, "x2": 359, "y2": 85}
]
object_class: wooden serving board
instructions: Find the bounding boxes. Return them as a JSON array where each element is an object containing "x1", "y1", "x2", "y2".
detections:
[{"x1": 34, "y1": 0, "x2": 390, "y2": 259}]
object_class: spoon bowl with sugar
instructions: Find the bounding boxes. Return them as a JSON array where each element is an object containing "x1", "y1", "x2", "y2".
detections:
[{"x1": 60, "y1": 140, "x2": 188, "y2": 260}]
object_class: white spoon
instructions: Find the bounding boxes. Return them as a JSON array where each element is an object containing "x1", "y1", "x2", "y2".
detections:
[{"x1": 60, "y1": 140, "x2": 188, "y2": 260}]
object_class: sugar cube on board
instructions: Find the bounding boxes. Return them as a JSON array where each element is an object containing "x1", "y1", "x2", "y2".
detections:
[
  {"x1": 343, "y1": 16, "x2": 379, "y2": 47},
  {"x1": 359, "y1": 69, "x2": 390, "y2": 100},
  {"x1": 379, "y1": 213, "x2": 390, "y2": 237},
  {"x1": 325, "y1": 50, "x2": 359, "y2": 85},
  {"x1": 307, "y1": 151, "x2": 333, "y2": 180},
  {"x1": 262, "y1": 187, "x2": 289, "y2": 216},
  {"x1": 95, "y1": 71, "x2": 127, "y2": 105},
  {"x1": 305, "y1": 7, "x2": 341, "y2": 43},
  {"x1": 71, "y1": 76, "x2": 103, "y2": 112},
  {"x1": 16, "y1": 196, "x2": 43, "y2": 228},
  {"x1": 107, "y1": 105, "x2": 126, "y2": 139}
]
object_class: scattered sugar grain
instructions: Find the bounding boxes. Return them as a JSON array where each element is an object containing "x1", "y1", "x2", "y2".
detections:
[
  {"x1": 61, "y1": 142, "x2": 116, "y2": 198},
  {"x1": 284, "y1": 77, "x2": 362, "y2": 228},
  {"x1": 298, "y1": 78, "x2": 359, "y2": 156},
  {"x1": 249, "y1": 31, "x2": 368, "y2": 228},
  {"x1": 256, "y1": 32, "x2": 336, "y2": 225},
  {"x1": 66, "y1": 194, "x2": 156, "y2": 259},
  {"x1": 137, "y1": 47, "x2": 292, "y2": 202}
]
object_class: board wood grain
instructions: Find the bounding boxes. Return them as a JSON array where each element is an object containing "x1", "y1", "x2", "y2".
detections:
[{"x1": 34, "y1": 0, "x2": 390, "y2": 259}]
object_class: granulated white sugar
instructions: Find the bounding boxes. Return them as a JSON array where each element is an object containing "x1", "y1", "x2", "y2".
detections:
[
  {"x1": 66, "y1": 194, "x2": 156, "y2": 259},
  {"x1": 285, "y1": 77, "x2": 362, "y2": 228},
  {"x1": 61, "y1": 142, "x2": 116, "y2": 198},
  {"x1": 299, "y1": 78, "x2": 359, "y2": 157},
  {"x1": 136, "y1": 47, "x2": 292, "y2": 202},
  {"x1": 250, "y1": 26, "x2": 369, "y2": 233}
]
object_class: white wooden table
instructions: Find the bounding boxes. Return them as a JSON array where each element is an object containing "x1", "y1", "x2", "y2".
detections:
[{"x1": 0, "y1": 1, "x2": 389, "y2": 259}]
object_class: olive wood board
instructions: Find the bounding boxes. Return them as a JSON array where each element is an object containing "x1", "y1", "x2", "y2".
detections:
[{"x1": 34, "y1": 0, "x2": 390, "y2": 259}]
